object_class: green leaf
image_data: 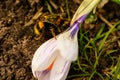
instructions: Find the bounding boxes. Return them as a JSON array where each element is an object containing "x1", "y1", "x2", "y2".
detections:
[{"x1": 112, "y1": 0, "x2": 120, "y2": 5}]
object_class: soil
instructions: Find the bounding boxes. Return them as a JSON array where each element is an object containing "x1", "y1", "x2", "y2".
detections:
[{"x1": 0, "y1": 0, "x2": 120, "y2": 80}]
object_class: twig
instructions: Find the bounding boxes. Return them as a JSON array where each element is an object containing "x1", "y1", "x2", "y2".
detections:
[
  {"x1": 60, "y1": 6, "x2": 64, "y2": 13},
  {"x1": 98, "y1": 14, "x2": 113, "y2": 28},
  {"x1": 49, "y1": 0, "x2": 58, "y2": 9},
  {"x1": 24, "y1": 7, "x2": 43, "y2": 27}
]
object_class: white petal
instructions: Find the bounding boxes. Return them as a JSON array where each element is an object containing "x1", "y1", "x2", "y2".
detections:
[
  {"x1": 50, "y1": 54, "x2": 71, "y2": 80},
  {"x1": 57, "y1": 33, "x2": 78, "y2": 61},
  {"x1": 32, "y1": 38, "x2": 58, "y2": 73}
]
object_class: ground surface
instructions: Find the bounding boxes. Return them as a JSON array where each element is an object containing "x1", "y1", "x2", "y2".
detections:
[{"x1": 0, "y1": 0, "x2": 120, "y2": 80}]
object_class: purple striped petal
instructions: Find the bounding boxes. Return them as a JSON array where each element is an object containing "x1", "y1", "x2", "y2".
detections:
[
  {"x1": 34, "y1": 70, "x2": 50, "y2": 80},
  {"x1": 32, "y1": 38, "x2": 58, "y2": 78},
  {"x1": 70, "y1": 22, "x2": 80, "y2": 38},
  {"x1": 67, "y1": 14, "x2": 88, "y2": 38}
]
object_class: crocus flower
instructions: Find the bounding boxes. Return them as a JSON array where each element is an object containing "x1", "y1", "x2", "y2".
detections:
[{"x1": 31, "y1": 0, "x2": 100, "y2": 80}]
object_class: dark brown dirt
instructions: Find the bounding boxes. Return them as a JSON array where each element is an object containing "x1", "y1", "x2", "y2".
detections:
[{"x1": 0, "y1": 0, "x2": 120, "y2": 80}]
